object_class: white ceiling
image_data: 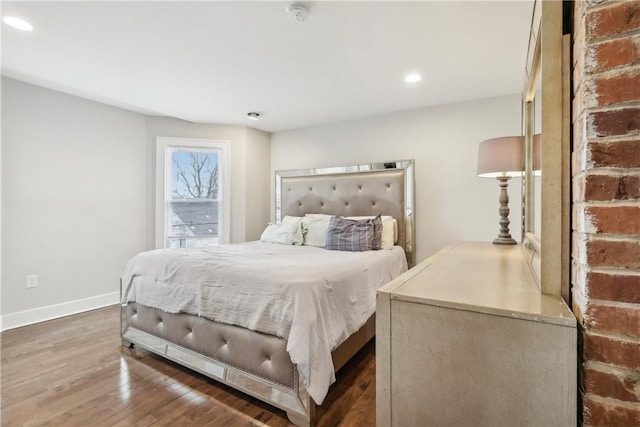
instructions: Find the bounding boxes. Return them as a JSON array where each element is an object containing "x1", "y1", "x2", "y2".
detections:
[{"x1": 1, "y1": 1, "x2": 533, "y2": 132}]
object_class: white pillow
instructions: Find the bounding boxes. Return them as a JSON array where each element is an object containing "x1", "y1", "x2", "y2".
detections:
[
  {"x1": 305, "y1": 213, "x2": 334, "y2": 220},
  {"x1": 301, "y1": 215, "x2": 334, "y2": 247},
  {"x1": 260, "y1": 216, "x2": 304, "y2": 245},
  {"x1": 260, "y1": 224, "x2": 279, "y2": 242},
  {"x1": 345, "y1": 215, "x2": 395, "y2": 250}
]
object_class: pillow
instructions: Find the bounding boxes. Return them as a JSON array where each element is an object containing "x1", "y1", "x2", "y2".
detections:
[
  {"x1": 326, "y1": 216, "x2": 379, "y2": 252},
  {"x1": 371, "y1": 215, "x2": 382, "y2": 250},
  {"x1": 305, "y1": 213, "x2": 335, "y2": 220},
  {"x1": 346, "y1": 215, "x2": 395, "y2": 250},
  {"x1": 301, "y1": 215, "x2": 334, "y2": 247},
  {"x1": 260, "y1": 216, "x2": 304, "y2": 245},
  {"x1": 260, "y1": 223, "x2": 279, "y2": 242}
]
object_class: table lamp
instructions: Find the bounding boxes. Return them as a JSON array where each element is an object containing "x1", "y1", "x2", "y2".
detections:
[{"x1": 477, "y1": 136, "x2": 525, "y2": 245}]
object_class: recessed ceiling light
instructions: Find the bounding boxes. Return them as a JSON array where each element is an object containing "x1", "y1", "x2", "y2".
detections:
[
  {"x1": 247, "y1": 112, "x2": 260, "y2": 120},
  {"x1": 3, "y1": 16, "x2": 33, "y2": 31},
  {"x1": 404, "y1": 73, "x2": 422, "y2": 83}
]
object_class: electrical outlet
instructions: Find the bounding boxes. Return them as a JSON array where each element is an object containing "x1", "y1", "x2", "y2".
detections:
[{"x1": 26, "y1": 274, "x2": 38, "y2": 289}]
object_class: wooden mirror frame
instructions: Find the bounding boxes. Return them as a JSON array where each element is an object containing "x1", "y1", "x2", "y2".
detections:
[{"x1": 522, "y1": 0, "x2": 570, "y2": 301}]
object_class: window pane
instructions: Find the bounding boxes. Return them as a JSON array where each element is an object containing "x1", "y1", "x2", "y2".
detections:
[
  {"x1": 171, "y1": 150, "x2": 220, "y2": 200},
  {"x1": 169, "y1": 236, "x2": 218, "y2": 248},
  {"x1": 167, "y1": 149, "x2": 220, "y2": 246}
]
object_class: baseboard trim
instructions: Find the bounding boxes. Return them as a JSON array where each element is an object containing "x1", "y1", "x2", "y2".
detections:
[{"x1": 1, "y1": 292, "x2": 120, "y2": 331}]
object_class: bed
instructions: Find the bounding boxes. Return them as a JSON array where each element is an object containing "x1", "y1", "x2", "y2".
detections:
[{"x1": 120, "y1": 160, "x2": 415, "y2": 426}]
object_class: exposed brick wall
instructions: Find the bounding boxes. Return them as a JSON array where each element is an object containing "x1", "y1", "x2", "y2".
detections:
[{"x1": 572, "y1": 0, "x2": 640, "y2": 425}]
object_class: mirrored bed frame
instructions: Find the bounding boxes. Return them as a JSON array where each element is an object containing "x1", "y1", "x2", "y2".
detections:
[{"x1": 121, "y1": 160, "x2": 415, "y2": 426}]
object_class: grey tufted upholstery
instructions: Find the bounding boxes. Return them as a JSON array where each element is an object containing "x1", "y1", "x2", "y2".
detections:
[
  {"x1": 280, "y1": 169, "x2": 406, "y2": 250},
  {"x1": 127, "y1": 303, "x2": 295, "y2": 388}
]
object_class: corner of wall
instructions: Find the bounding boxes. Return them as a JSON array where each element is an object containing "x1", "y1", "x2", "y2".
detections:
[
  {"x1": 571, "y1": 1, "x2": 640, "y2": 424},
  {"x1": 244, "y1": 126, "x2": 272, "y2": 241},
  {"x1": 1, "y1": 75, "x2": 4, "y2": 327}
]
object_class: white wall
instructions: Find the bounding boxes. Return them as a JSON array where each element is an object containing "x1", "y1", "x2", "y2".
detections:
[
  {"x1": 0, "y1": 79, "x2": 271, "y2": 330},
  {"x1": 1, "y1": 77, "x2": 147, "y2": 328},
  {"x1": 245, "y1": 127, "x2": 272, "y2": 239},
  {"x1": 1, "y1": 75, "x2": 517, "y2": 327},
  {"x1": 271, "y1": 94, "x2": 523, "y2": 262}
]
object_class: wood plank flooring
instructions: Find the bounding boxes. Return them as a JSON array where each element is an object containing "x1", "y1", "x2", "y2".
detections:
[{"x1": 1, "y1": 305, "x2": 376, "y2": 426}]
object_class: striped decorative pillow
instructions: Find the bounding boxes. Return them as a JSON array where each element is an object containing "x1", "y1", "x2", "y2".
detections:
[
  {"x1": 325, "y1": 215, "x2": 381, "y2": 252},
  {"x1": 371, "y1": 215, "x2": 382, "y2": 250}
]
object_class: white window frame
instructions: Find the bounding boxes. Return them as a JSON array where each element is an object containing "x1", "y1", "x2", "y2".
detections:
[{"x1": 155, "y1": 137, "x2": 231, "y2": 249}]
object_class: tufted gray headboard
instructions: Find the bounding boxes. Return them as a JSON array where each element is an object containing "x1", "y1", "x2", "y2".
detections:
[{"x1": 275, "y1": 160, "x2": 415, "y2": 266}]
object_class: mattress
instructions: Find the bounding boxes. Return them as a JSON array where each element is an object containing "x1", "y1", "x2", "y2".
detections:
[{"x1": 121, "y1": 241, "x2": 407, "y2": 404}]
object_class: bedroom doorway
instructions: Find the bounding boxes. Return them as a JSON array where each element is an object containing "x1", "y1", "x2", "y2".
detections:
[{"x1": 155, "y1": 137, "x2": 230, "y2": 248}]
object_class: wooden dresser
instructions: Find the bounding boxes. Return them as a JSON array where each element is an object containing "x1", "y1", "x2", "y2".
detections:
[{"x1": 376, "y1": 241, "x2": 576, "y2": 426}]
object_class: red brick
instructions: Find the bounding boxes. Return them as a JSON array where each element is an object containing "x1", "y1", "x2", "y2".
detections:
[
  {"x1": 574, "y1": 1, "x2": 588, "y2": 61},
  {"x1": 594, "y1": 71, "x2": 640, "y2": 107},
  {"x1": 574, "y1": 173, "x2": 587, "y2": 202},
  {"x1": 587, "y1": 239, "x2": 640, "y2": 267},
  {"x1": 572, "y1": 255, "x2": 581, "y2": 285},
  {"x1": 575, "y1": 231, "x2": 587, "y2": 264},
  {"x1": 574, "y1": 203, "x2": 584, "y2": 233},
  {"x1": 584, "y1": 396, "x2": 640, "y2": 426},
  {"x1": 586, "y1": 205, "x2": 640, "y2": 234},
  {"x1": 574, "y1": 111, "x2": 588, "y2": 149},
  {"x1": 574, "y1": 54, "x2": 585, "y2": 95},
  {"x1": 584, "y1": 367, "x2": 640, "y2": 403},
  {"x1": 573, "y1": 297, "x2": 587, "y2": 324},
  {"x1": 589, "y1": 140, "x2": 640, "y2": 168},
  {"x1": 589, "y1": 36, "x2": 640, "y2": 72},
  {"x1": 587, "y1": 1, "x2": 640, "y2": 40},
  {"x1": 590, "y1": 107, "x2": 640, "y2": 138},
  {"x1": 583, "y1": 174, "x2": 640, "y2": 201},
  {"x1": 585, "y1": 0, "x2": 613, "y2": 7},
  {"x1": 584, "y1": 333, "x2": 640, "y2": 370},
  {"x1": 588, "y1": 272, "x2": 640, "y2": 304},
  {"x1": 585, "y1": 303, "x2": 640, "y2": 338},
  {"x1": 575, "y1": 0, "x2": 587, "y2": 30}
]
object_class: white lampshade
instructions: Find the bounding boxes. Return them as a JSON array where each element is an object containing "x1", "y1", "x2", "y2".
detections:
[
  {"x1": 477, "y1": 136, "x2": 525, "y2": 178},
  {"x1": 477, "y1": 135, "x2": 541, "y2": 178}
]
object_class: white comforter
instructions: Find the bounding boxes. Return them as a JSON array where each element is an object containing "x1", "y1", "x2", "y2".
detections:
[{"x1": 121, "y1": 241, "x2": 407, "y2": 404}]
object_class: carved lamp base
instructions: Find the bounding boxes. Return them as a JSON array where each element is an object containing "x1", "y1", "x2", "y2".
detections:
[
  {"x1": 494, "y1": 236, "x2": 517, "y2": 245},
  {"x1": 493, "y1": 176, "x2": 517, "y2": 245}
]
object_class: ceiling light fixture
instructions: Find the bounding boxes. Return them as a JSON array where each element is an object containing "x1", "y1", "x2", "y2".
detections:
[
  {"x1": 247, "y1": 112, "x2": 260, "y2": 120},
  {"x1": 287, "y1": 4, "x2": 309, "y2": 23},
  {"x1": 404, "y1": 73, "x2": 422, "y2": 83},
  {"x1": 3, "y1": 16, "x2": 33, "y2": 31}
]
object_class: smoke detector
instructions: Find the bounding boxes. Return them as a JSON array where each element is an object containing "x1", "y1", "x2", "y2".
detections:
[{"x1": 287, "y1": 4, "x2": 308, "y2": 23}]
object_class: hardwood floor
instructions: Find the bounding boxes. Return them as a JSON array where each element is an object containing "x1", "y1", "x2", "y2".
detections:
[{"x1": 1, "y1": 306, "x2": 376, "y2": 426}]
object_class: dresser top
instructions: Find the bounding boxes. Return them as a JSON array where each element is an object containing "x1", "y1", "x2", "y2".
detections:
[{"x1": 380, "y1": 241, "x2": 576, "y2": 327}]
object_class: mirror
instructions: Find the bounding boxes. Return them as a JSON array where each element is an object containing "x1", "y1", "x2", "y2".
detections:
[
  {"x1": 522, "y1": 0, "x2": 569, "y2": 301},
  {"x1": 522, "y1": 0, "x2": 542, "y2": 284},
  {"x1": 527, "y1": 71, "x2": 542, "y2": 240},
  {"x1": 534, "y1": 78, "x2": 542, "y2": 238}
]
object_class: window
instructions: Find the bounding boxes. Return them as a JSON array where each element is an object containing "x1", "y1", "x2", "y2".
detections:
[{"x1": 156, "y1": 137, "x2": 230, "y2": 248}]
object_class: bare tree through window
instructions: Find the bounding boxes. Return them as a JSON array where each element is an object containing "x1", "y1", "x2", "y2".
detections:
[
  {"x1": 169, "y1": 150, "x2": 220, "y2": 247},
  {"x1": 172, "y1": 152, "x2": 219, "y2": 199}
]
